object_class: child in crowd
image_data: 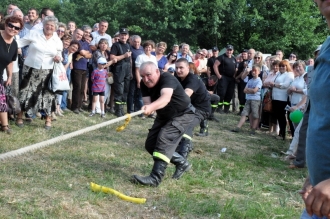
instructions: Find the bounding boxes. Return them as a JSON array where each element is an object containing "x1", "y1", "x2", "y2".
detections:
[
  {"x1": 89, "y1": 57, "x2": 108, "y2": 118},
  {"x1": 231, "y1": 65, "x2": 262, "y2": 134}
]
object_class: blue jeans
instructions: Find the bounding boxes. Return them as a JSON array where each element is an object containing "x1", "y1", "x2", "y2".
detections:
[
  {"x1": 61, "y1": 68, "x2": 71, "y2": 109},
  {"x1": 300, "y1": 209, "x2": 327, "y2": 219}
]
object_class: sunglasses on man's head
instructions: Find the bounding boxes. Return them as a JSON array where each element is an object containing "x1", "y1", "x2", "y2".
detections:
[{"x1": 7, "y1": 23, "x2": 21, "y2": 31}]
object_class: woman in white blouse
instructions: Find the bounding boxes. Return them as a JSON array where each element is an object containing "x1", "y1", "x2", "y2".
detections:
[
  {"x1": 16, "y1": 16, "x2": 63, "y2": 130},
  {"x1": 288, "y1": 61, "x2": 306, "y2": 109},
  {"x1": 269, "y1": 60, "x2": 294, "y2": 140}
]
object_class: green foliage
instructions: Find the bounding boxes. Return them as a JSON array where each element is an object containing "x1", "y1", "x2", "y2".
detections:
[{"x1": 0, "y1": 0, "x2": 327, "y2": 59}]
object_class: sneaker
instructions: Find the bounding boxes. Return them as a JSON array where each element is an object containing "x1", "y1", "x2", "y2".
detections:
[
  {"x1": 249, "y1": 129, "x2": 256, "y2": 135},
  {"x1": 89, "y1": 112, "x2": 95, "y2": 117},
  {"x1": 101, "y1": 113, "x2": 105, "y2": 118},
  {"x1": 78, "y1": 108, "x2": 84, "y2": 112},
  {"x1": 231, "y1": 127, "x2": 240, "y2": 132}
]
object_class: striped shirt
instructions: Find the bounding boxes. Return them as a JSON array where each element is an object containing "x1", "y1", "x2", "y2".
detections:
[{"x1": 91, "y1": 68, "x2": 107, "y2": 93}]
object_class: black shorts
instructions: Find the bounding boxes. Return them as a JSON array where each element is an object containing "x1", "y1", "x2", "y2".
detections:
[{"x1": 93, "y1": 92, "x2": 105, "y2": 96}]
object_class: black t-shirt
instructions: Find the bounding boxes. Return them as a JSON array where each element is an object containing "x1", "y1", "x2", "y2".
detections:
[
  {"x1": 237, "y1": 59, "x2": 248, "y2": 76},
  {"x1": 0, "y1": 35, "x2": 18, "y2": 77},
  {"x1": 176, "y1": 73, "x2": 211, "y2": 114},
  {"x1": 207, "y1": 56, "x2": 217, "y2": 76},
  {"x1": 202, "y1": 78, "x2": 217, "y2": 93},
  {"x1": 140, "y1": 72, "x2": 191, "y2": 120},
  {"x1": 110, "y1": 41, "x2": 131, "y2": 64},
  {"x1": 217, "y1": 54, "x2": 237, "y2": 77}
]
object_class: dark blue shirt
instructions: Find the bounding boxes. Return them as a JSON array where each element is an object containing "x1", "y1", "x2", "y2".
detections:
[
  {"x1": 130, "y1": 45, "x2": 144, "y2": 70},
  {"x1": 151, "y1": 52, "x2": 167, "y2": 71},
  {"x1": 72, "y1": 40, "x2": 91, "y2": 70}
]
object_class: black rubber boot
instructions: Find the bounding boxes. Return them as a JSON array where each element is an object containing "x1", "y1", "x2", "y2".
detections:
[
  {"x1": 216, "y1": 104, "x2": 223, "y2": 113},
  {"x1": 237, "y1": 107, "x2": 244, "y2": 115},
  {"x1": 132, "y1": 159, "x2": 167, "y2": 187},
  {"x1": 177, "y1": 137, "x2": 193, "y2": 158},
  {"x1": 195, "y1": 120, "x2": 208, "y2": 137},
  {"x1": 171, "y1": 152, "x2": 192, "y2": 179},
  {"x1": 223, "y1": 105, "x2": 230, "y2": 113},
  {"x1": 209, "y1": 107, "x2": 219, "y2": 122},
  {"x1": 114, "y1": 104, "x2": 123, "y2": 117},
  {"x1": 119, "y1": 104, "x2": 125, "y2": 116}
]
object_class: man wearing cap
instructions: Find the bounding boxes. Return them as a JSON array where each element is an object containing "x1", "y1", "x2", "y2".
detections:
[
  {"x1": 110, "y1": 27, "x2": 132, "y2": 117},
  {"x1": 90, "y1": 20, "x2": 112, "y2": 52},
  {"x1": 213, "y1": 45, "x2": 237, "y2": 113},
  {"x1": 207, "y1": 46, "x2": 219, "y2": 78},
  {"x1": 235, "y1": 49, "x2": 249, "y2": 114},
  {"x1": 132, "y1": 61, "x2": 195, "y2": 187}
]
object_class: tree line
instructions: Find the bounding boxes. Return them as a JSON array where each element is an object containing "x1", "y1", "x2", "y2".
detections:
[{"x1": 1, "y1": 0, "x2": 327, "y2": 59}]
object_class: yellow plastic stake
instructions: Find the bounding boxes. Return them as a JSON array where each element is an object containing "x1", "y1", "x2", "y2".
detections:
[
  {"x1": 116, "y1": 114, "x2": 132, "y2": 132},
  {"x1": 90, "y1": 182, "x2": 146, "y2": 204}
]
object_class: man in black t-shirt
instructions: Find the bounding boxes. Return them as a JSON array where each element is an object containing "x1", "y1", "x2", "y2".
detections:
[
  {"x1": 213, "y1": 45, "x2": 237, "y2": 113},
  {"x1": 206, "y1": 46, "x2": 219, "y2": 77},
  {"x1": 195, "y1": 76, "x2": 221, "y2": 136},
  {"x1": 110, "y1": 27, "x2": 132, "y2": 117},
  {"x1": 175, "y1": 58, "x2": 211, "y2": 158},
  {"x1": 132, "y1": 62, "x2": 195, "y2": 187}
]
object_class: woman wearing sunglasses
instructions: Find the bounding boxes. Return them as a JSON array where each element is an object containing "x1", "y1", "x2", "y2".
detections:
[
  {"x1": 0, "y1": 16, "x2": 23, "y2": 134},
  {"x1": 56, "y1": 22, "x2": 67, "y2": 40},
  {"x1": 164, "y1": 51, "x2": 177, "y2": 72}
]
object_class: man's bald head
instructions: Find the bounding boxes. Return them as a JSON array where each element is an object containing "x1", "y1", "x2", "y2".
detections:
[{"x1": 140, "y1": 62, "x2": 160, "y2": 88}]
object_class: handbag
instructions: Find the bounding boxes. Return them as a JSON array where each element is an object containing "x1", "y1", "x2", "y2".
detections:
[
  {"x1": 263, "y1": 89, "x2": 272, "y2": 112},
  {"x1": 107, "y1": 72, "x2": 114, "y2": 85},
  {"x1": 6, "y1": 94, "x2": 21, "y2": 115},
  {"x1": 48, "y1": 62, "x2": 70, "y2": 92}
]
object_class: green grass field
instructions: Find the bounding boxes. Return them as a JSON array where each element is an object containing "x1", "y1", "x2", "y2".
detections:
[{"x1": 0, "y1": 111, "x2": 307, "y2": 219}]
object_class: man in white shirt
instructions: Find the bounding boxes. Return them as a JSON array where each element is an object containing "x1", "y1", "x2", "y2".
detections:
[
  {"x1": 24, "y1": 8, "x2": 39, "y2": 30},
  {"x1": 177, "y1": 44, "x2": 193, "y2": 62},
  {"x1": 90, "y1": 20, "x2": 112, "y2": 51},
  {"x1": 197, "y1": 49, "x2": 208, "y2": 76}
]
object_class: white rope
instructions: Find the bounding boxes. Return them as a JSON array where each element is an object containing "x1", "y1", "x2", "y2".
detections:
[{"x1": 0, "y1": 110, "x2": 144, "y2": 161}]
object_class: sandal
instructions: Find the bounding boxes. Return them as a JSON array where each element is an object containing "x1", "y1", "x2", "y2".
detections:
[
  {"x1": 1, "y1": 125, "x2": 12, "y2": 134},
  {"x1": 15, "y1": 118, "x2": 24, "y2": 128},
  {"x1": 44, "y1": 119, "x2": 52, "y2": 130}
]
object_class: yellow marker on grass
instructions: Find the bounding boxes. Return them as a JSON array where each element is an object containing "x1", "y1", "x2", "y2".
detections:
[
  {"x1": 116, "y1": 114, "x2": 132, "y2": 132},
  {"x1": 90, "y1": 182, "x2": 146, "y2": 204}
]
